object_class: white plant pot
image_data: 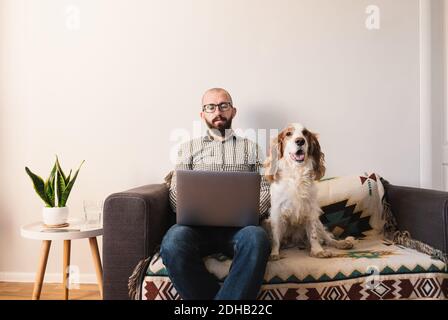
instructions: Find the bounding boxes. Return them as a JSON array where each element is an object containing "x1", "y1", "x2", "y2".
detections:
[{"x1": 42, "y1": 207, "x2": 69, "y2": 226}]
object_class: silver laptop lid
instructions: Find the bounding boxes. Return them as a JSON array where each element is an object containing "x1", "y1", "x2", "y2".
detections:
[{"x1": 176, "y1": 170, "x2": 261, "y2": 227}]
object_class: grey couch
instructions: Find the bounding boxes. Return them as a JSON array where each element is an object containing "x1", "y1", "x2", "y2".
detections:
[{"x1": 102, "y1": 180, "x2": 448, "y2": 300}]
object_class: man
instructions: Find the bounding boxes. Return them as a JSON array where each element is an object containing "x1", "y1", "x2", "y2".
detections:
[{"x1": 160, "y1": 88, "x2": 271, "y2": 300}]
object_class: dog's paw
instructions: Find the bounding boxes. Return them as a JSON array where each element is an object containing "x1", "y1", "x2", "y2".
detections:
[
  {"x1": 269, "y1": 253, "x2": 281, "y2": 261},
  {"x1": 269, "y1": 252, "x2": 286, "y2": 261},
  {"x1": 310, "y1": 249, "x2": 333, "y2": 258},
  {"x1": 346, "y1": 236, "x2": 356, "y2": 243},
  {"x1": 336, "y1": 237, "x2": 355, "y2": 250}
]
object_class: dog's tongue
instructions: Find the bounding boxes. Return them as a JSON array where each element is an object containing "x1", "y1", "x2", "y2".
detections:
[{"x1": 291, "y1": 152, "x2": 305, "y2": 162}]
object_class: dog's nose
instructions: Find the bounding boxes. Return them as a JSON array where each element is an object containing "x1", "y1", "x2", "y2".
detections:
[{"x1": 295, "y1": 138, "x2": 305, "y2": 146}]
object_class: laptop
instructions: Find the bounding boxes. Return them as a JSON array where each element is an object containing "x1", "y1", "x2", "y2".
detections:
[{"x1": 176, "y1": 170, "x2": 261, "y2": 227}]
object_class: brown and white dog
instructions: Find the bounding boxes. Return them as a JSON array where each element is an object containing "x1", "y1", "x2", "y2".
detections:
[{"x1": 263, "y1": 123, "x2": 354, "y2": 260}]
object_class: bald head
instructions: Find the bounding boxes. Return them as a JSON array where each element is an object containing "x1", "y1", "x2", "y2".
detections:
[{"x1": 201, "y1": 88, "x2": 233, "y2": 106}]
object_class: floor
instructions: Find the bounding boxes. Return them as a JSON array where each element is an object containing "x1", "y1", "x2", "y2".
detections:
[{"x1": 0, "y1": 282, "x2": 101, "y2": 300}]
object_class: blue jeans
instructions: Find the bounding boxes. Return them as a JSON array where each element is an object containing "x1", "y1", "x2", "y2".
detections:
[{"x1": 160, "y1": 224, "x2": 271, "y2": 300}]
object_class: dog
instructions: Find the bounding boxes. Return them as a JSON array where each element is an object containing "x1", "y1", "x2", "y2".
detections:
[{"x1": 262, "y1": 123, "x2": 354, "y2": 260}]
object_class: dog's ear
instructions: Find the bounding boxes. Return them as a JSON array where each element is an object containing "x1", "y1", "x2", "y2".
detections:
[
  {"x1": 303, "y1": 129, "x2": 326, "y2": 181},
  {"x1": 264, "y1": 129, "x2": 287, "y2": 182}
]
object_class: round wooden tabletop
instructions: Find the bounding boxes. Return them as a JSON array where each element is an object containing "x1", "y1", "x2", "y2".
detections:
[{"x1": 21, "y1": 219, "x2": 103, "y2": 241}]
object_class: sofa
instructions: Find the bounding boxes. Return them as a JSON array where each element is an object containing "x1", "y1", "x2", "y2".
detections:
[{"x1": 103, "y1": 172, "x2": 448, "y2": 300}]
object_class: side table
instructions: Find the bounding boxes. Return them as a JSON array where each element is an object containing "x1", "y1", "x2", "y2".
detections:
[{"x1": 21, "y1": 220, "x2": 103, "y2": 300}]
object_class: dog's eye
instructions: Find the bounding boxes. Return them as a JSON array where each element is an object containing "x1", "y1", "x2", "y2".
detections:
[{"x1": 286, "y1": 132, "x2": 292, "y2": 137}]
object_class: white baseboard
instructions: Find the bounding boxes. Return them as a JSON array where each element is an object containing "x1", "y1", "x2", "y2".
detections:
[{"x1": 0, "y1": 272, "x2": 98, "y2": 284}]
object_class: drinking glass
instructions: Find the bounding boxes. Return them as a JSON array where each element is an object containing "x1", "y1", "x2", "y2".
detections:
[{"x1": 83, "y1": 200, "x2": 103, "y2": 227}]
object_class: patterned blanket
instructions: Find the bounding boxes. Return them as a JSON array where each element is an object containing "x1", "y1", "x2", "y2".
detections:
[{"x1": 143, "y1": 237, "x2": 447, "y2": 300}]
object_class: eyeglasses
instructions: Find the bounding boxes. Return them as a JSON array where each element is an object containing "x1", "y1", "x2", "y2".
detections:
[{"x1": 202, "y1": 102, "x2": 233, "y2": 113}]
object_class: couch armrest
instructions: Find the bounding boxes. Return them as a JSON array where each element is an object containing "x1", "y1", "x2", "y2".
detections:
[
  {"x1": 383, "y1": 182, "x2": 448, "y2": 254},
  {"x1": 103, "y1": 183, "x2": 173, "y2": 300}
]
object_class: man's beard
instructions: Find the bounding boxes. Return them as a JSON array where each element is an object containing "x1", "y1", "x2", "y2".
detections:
[{"x1": 205, "y1": 115, "x2": 233, "y2": 137}]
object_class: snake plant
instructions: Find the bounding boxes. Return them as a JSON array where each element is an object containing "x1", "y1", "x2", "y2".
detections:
[{"x1": 25, "y1": 156, "x2": 85, "y2": 207}]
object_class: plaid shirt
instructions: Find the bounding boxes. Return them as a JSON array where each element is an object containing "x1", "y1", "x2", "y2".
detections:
[{"x1": 168, "y1": 129, "x2": 271, "y2": 218}]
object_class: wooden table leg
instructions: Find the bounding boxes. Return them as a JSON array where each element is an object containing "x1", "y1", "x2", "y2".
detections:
[
  {"x1": 89, "y1": 237, "x2": 103, "y2": 299},
  {"x1": 32, "y1": 240, "x2": 51, "y2": 300},
  {"x1": 63, "y1": 240, "x2": 71, "y2": 300}
]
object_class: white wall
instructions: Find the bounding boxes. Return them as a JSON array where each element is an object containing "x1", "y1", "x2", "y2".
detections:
[
  {"x1": 0, "y1": 0, "x2": 420, "y2": 281},
  {"x1": 443, "y1": 0, "x2": 448, "y2": 190},
  {"x1": 421, "y1": 0, "x2": 446, "y2": 191}
]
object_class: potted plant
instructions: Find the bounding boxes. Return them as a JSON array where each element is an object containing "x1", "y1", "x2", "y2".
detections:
[{"x1": 25, "y1": 156, "x2": 85, "y2": 226}]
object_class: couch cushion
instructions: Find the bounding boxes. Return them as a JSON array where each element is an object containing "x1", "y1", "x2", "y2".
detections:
[
  {"x1": 142, "y1": 237, "x2": 447, "y2": 300},
  {"x1": 316, "y1": 172, "x2": 387, "y2": 238}
]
